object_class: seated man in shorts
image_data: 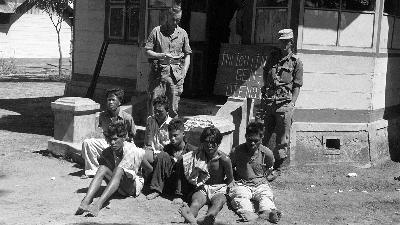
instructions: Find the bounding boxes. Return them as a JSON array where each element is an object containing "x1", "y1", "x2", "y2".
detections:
[
  {"x1": 141, "y1": 95, "x2": 172, "y2": 179},
  {"x1": 179, "y1": 127, "x2": 234, "y2": 225},
  {"x1": 81, "y1": 88, "x2": 136, "y2": 178},
  {"x1": 75, "y1": 121, "x2": 145, "y2": 217},
  {"x1": 146, "y1": 118, "x2": 197, "y2": 203},
  {"x1": 228, "y1": 122, "x2": 281, "y2": 224}
]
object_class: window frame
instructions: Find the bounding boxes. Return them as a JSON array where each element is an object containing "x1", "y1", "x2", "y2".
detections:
[
  {"x1": 298, "y1": 0, "x2": 378, "y2": 51},
  {"x1": 382, "y1": 0, "x2": 400, "y2": 50},
  {"x1": 105, "y1": 0, "x2": 142, "y2": 45},
  {"x1": 252, "y1": 0, "x2": 292, "y2": 45}
]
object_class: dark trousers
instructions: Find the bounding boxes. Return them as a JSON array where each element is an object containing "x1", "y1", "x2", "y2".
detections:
[
  {"x1": 262, "y1": 101, "x2": 294, "y2": 169},
  {"x1": 149, "y1": 152, "x2": 194, "y2": 200}
]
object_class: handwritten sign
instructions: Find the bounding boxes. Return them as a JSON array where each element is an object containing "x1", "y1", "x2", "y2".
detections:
[{"x1": 214, "y1": 44, "x2": 276, "y2": 99}]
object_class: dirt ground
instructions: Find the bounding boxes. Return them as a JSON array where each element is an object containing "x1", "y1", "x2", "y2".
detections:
[{"x1": 2, "y1": 81, "x2": 400, "y2": 225}]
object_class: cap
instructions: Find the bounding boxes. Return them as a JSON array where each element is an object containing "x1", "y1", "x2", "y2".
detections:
[{"x1": 278, "y1": 29, "x2": 293, "y2": 40}]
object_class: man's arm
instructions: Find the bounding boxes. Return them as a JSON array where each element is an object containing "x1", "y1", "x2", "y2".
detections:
[
  {"x1": 126, "y1": 115, "x2": 136, "y2": 142},
  {"x1": 144, "y1": 117, "x2": 153, "y2": 148},
  {"x1": 291, "y1": 59, "x2": 303, "y2": 106},
  {"x1": 291, "y1": 86, "x2": 300, "y2": 105},
  {"x1": 221, "y1": 156, "x2": 234, "y2": 186},
  {"x1": 181, "y1": 54, "x2": 190, "y2": 78}
]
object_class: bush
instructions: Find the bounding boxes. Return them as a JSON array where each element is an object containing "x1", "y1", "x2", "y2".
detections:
[{"x1": 0, "y1": 57, "x2": 18, "y2": 75}]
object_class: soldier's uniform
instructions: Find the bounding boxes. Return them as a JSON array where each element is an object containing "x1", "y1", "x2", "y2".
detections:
[{"x1": 261, "y1": 29, "x2": 303, "y2": 172}]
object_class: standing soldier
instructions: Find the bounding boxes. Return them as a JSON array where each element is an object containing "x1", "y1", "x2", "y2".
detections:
[
  {"x1": 145, "y1": 3, "x2": 192, "y2": 118},
  {"x1": 261, "y1": 29, "x2": 303, "y2": 181}
]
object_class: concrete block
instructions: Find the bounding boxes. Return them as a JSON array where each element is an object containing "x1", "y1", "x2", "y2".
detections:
[
  {"x1": 184, "y1": 115, "x2": 235, "y2": 155},
  {"x1": 49, "y1": 97, "x2": 100, "y2": 157},
  {"x1": 216, "y1": 97, "x2": 249, "y2": 147}
]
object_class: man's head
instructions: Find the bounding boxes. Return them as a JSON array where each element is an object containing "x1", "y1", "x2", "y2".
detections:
[
  {"x1": 200, "y1": 126, "x2": 222, "y2": 157},
  {"x1": 278, "y1": 29, "x2": 294, "y2": 53},
  {"x1": 153, "y1": 95, "x2": 169, "y2": 122},
  {"x1": 168, "y1": 118, "x2": 185, "y2": 147},
  {"x1": 105, "y1": 88, "x2": 124, "y2": 112},
  {"x1": 104, "y1": 121, "x2": 127, "y2": 153},
  {"x1": 245, "y1": 121, "x2": 264, "y2": 152},
  {"x1": 165, "y1": 4, "x2": 182, "y2": 28}
]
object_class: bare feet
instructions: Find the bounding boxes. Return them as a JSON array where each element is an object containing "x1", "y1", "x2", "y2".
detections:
[
  {"x1": 74, "y1": 203, "x2": 89, "y2": 215},
  {"x1": 172, "y1": 197, "x2": 183, "y2": 205},
  {"x1": 179, "y1": 202, "x2": 197, "y2": 225},
  {"x1": 146, "y1": 191, "x2": 160, "y2": 200},
  {"x1": 259, "y1": 209, "x2": 281, "y2": 224},
  {"x1": 198, "y1": 214, "x2": 215, "y2": 225},
  {"x1": 238, "y1": 210, "x2": 258, "y2": 222},
  {"x1": 86, "y1": 202, "x2": 101, "y2": 217}
]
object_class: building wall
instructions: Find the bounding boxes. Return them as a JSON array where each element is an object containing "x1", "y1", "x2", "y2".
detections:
[
  {"x1": 0, "y1": 13, "x2": 71, "y2": 58},
  {"x1": 298, "y1": 53, "x2": 374, "y2": 111},
  {"x1": 67, "y1": 0, "x2": 141, "y2": 102}
]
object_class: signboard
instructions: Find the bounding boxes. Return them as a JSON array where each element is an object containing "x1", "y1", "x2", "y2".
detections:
[{"x1": 214, "y1": 44, "x2": 276, "y2": 99}]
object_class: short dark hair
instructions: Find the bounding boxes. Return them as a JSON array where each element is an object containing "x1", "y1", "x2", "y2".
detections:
[
  {"x1": 104, "y1": 121, "x2": 127, "y2": 138},
  {"x1": 200, "y1": 126, "x2": 223, "y2": 145},
  {"x1": 168, "y1": 118, "x2": 185, "y2": 132},
  {"x1": 246, "y1": 121, "x2": 264, "y2": 136},
  {"x1": 153, "y1": 95, "x2": 169, "y2": 112},
  {"x1": 106, "y1": 88, "x2": 124, "y2": 103}
]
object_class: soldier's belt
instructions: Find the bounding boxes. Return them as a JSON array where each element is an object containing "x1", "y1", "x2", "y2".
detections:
[{"x1": 158, "y1": 58, "x2": 182, "y2": 65}]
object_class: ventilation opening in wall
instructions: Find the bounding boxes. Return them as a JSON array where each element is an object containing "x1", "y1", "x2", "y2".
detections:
[{"x1": 323, "y1": 136, "x2": 342, "y2": 155}]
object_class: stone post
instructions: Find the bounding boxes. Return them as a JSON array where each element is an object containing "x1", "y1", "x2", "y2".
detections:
[
  {"x1": 184, "y1": 115, "x2": 235, "y2": 155},
  {"x1": 48, "y1": 97, "x2": 100, "y2": 160}
]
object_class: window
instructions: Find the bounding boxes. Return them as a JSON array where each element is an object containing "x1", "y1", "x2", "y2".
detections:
[
  {"x1": 381, "y1": 0, "x2": 400, "y2": 49},
  {"x1": 303, "y1": 0, "x2": 376, "y2": 48},
  {"x1": 254, "y1": 0, "x2": 289, "y2": 44},
  {"x1": 106, "y1": 0, "x2": 140, "y2": 43},
  {"x1": 147, "y1": 0, "x2": 173, "y2": 35}
]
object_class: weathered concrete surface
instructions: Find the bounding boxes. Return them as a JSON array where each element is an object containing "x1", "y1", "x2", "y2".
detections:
[
  {"x1": 184, "y1": 115, "x2": 235, "y2": 155},
  {"x1": 48, "y1": 97, "x2": 100, "y2": 157},
  {"x1": 290, "y1": 120, "x2": 396, "y2": 166}
]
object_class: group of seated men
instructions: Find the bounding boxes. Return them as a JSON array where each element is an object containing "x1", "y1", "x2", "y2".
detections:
[{"x1": 75, "y1": 88, "x2": 282, "y2": 224}]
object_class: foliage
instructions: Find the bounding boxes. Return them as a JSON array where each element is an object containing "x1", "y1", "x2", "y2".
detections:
[{"x1": 0, "y1": 57, "x2": 18, "y2": 76}]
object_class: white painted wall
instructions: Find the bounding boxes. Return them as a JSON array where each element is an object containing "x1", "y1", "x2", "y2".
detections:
[
  {"x1": 74, "y1": 0, "x2": 140, "y2": 80},
  {"x1": 297, "y1": 53, "x2": 374, "y2": 110},
  {"x1": 0, "y1": 13, "x2": 71, "y2": 58}
]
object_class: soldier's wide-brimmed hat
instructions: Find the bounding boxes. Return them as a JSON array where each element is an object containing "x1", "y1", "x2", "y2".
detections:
[{"x1": 278, "y1": 29, "x2": 293, "y2": 40}]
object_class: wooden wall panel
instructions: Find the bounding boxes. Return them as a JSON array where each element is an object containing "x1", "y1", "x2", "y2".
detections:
[{"x1": 0, "y1": 14, "x2": 71, "y2": 58}]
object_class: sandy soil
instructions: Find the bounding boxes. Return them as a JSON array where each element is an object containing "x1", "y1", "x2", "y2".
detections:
[{"x1": 1, "y1": 82, "x2": 400, "y2": 225}]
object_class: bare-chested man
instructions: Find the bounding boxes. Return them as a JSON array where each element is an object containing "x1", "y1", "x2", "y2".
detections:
[
  {"x1": 180, "y1": 127, "x2": 234, "y2": 225},
  {"x1": 228, "y1": 121, "x2": 281, "y2": 224}
]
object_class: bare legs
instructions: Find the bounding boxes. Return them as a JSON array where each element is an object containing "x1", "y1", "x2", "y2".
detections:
[
  {"x1": 76, "y1": 165, "x2": 125, "y2": 217},
  {"x1": 179, "y1": 191, "x2": 226, "y2": 225}
]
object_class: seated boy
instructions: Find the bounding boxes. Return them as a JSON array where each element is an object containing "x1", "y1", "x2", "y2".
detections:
[
  {"x1": 81, "y1": 88, "x2": 136, "y2": 178},
  {"x1": 179, "y1": 127, "x2": 234, "y2": 225},
  {"x1": 75, "y1": 121, "x2": 145, "y2": 217},
  {"x1": 146, "y1": 118, "x2": 196, "y2": 203},
  {"x1": 228, "y1": 122, "x2": 281, "y2": 224},
  {"x1": 141, "y1": 95, "x2": 172, "y2": 179}
]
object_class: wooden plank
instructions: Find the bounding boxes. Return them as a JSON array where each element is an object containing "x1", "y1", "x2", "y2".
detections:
[{"x1": 213, "y1": 43, "x2": 276, "y2": 99}]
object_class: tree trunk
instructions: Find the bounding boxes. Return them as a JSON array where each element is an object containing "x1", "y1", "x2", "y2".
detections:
[{"x1": 57, "y1": 30, "x2": 62, "y2": 77}]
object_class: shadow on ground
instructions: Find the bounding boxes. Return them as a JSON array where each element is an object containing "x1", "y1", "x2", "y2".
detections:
[{"x1": 0, "y1": 96, "x2": 62, "y2": 136}]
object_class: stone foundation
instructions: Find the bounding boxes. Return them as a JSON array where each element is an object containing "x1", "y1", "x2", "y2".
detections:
[{"x1": 289, "y1": 119, "x2": 400, "y2": 166}]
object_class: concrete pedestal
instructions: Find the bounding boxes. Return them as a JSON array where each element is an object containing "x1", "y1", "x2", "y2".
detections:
[
  {"x1": 48, "y1": 97, "x2": 100, "y2": 161},
  {"x1": 184, "y1": 115, "x2": 235, "y2": 155}
]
